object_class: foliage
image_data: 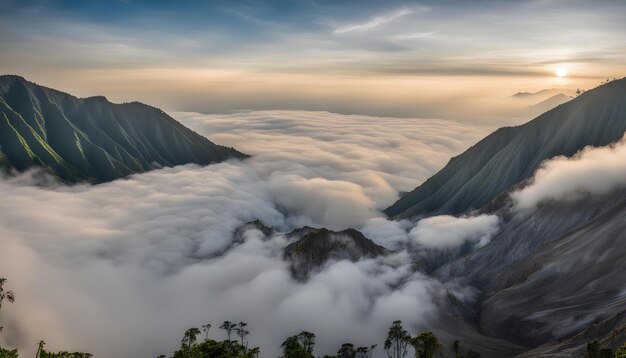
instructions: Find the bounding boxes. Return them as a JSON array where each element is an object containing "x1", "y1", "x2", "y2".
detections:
[
  {"x1": 410, "y1": 332, "x2": 442, "y2": 358},
  {"x1": 39, "y1": 351, "x2": 93, "y2": 358},
  {"x1": 356, "y1": 345, "x2": 376, "y2": 358},
  {"x1": 182, "y1": 328, "x2": 202, "y2": 348},
  {"x1": 0, "y1": 278, "x2": 15, "y2": 333},
  {"x1": 337, "y1": 343, "x2": 356, "y2": 358},
  {"x1": 280, "y1": 331, "x2": 316, "y2": 358},
  {"x1": 220, "y1": 321, "x2": 237, "y2": 342},
  {"x1": 615, "y1": 343, "x2": 626, "y2": 358},
  {"x1": 170, "y1": 328, "x2": 259, "y2": 358},
  {"x1": 0, "y1": 345, "x2": 18, "y2": 358},
  {"x1": 384, "y1": 321, "x2": 410, "y2": 358},
  {"x1": 586, "y1": 340, "x2": 611, "y2": 358},
  {"x1": 202, "y1": 323, "x2": 212, "y2": 341}
]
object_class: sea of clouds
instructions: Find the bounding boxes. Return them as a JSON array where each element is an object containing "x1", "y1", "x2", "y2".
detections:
[
  {"x1": 4, "y1": 111, "x2": 623, "y2": 357},
  {"x1": 0, "y1": 110, "x2": 495, "y2": 357}
]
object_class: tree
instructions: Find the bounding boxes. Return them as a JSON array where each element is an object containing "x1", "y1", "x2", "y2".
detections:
[
  {"x1": 384, "y1": 321, "x2": 410, "y2": 358},
  {"x1": 452, "y1": 340, "x2": 460, "y2": 357},
  {"x1": 368, "y1": 344, "x2": 377, "y2": 358},
  {"x1": 36, "y1": 340, "x2": 46, "y2": 358},
  {"x1": 235, "y1": 322, "x2": 250, "y2": 353},
  {"x1": 220, "y1": 321, "x2": 236, "y2": 342},
  {"x1": 0, "y1": 278, "x2": 15, "y2": 333},
  {"x1": 202, "y1": 323, "x2": 212, "y2": 341},
  {"x1": 337, "y1": 343, "x2": 356, "y2": 358},
  {"x1": 615, "y1": 343, "x2": 626, "y2": 358},
  {"x1": 0, "y1": 345, "x2": 18, "y2": 358},
  {"x1": 248, "y1": 346, "x2": 260, "y2": 358},
  {"x1": 356, "y1": 345, "x2": 376, "y2": 358},
  {"x1": 281, "y1": 334, "x2": 314, "y2": 358},
  {"x1": 182, "y1": 328, "x2": 201, "y2": 348},
  {"x1": 410, "y1": 332, "x2": 442, "y2": 358},
  {"x1": 586, "y1": 340, "x2": 611, "y2": 358},
  {"x1": 298, "y1": 331, "x2": 316, "y2": 354}
]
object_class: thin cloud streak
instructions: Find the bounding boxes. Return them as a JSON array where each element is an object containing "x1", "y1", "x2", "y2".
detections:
[{"x1": 333, "y1": 6, "x2": 426, "y2": 34}]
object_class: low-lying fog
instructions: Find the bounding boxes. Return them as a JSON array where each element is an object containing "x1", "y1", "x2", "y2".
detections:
[
  {"x1": 0, "y1": 111, "x2": 490, "y2": 357},
  {"x1": 3, "y1": 111, "x2": 621, "y2": 357}
]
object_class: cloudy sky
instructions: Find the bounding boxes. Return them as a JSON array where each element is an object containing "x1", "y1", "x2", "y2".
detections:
[{"x1": 0, "y1": 0, "x2": 625, "y2": 122}]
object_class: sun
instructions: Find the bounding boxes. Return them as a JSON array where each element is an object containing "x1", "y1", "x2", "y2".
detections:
[{"x1": 555, "y1": 68, "x2": 568, "y2": 78}]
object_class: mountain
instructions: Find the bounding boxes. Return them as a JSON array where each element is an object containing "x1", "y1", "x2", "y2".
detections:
[
  {"x1": 511, "y1": 88, "x2": 565, "y2": 100},
  {"x1": 478, "y1": 190, "x2": 626, "y2": 349},
  {"x1": 385, "y1": 78, "x2": 626, "y2": 218},
  {"x1": 0, "y1": 75, "x2": 246, "y2": 183},
  {"x1": 433, "y1": 188, "x2": 626, "y2": 289},
  {"x1": 525, "y1": 93, "x2": 571, "y2": 117},
  {"x1": 283, "y1": 227, "x2": 389, "y2": 281}
]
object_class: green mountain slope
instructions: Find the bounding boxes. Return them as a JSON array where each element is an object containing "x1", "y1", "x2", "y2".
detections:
[
  {"x1": 385, "y1": 78, "x2": 626, "y2": 218},
  {"x1": 0, "y1": 75, "x2": 246, "y2": 183}
]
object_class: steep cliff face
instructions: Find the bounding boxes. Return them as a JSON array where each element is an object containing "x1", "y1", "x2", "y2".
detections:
[
  {"x1": 385, "y1": 78, "x2": 626, "y2": 219},
  {"x1": 0, "y1": 75, "x2": 246, "y2": 183}
]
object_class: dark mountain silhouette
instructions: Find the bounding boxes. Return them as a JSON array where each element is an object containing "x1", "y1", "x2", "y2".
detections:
[
  {"x1": 283, "y1": 227, "x2": 389, "y2": 281},
  {"x1": 385, "y1": 78, "x2": 626, "y2": 218},
  {"x1": 0, "y1": 75, "x2": 246, "y2": 183}
]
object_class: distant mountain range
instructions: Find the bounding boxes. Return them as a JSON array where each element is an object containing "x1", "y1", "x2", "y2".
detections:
[
  {"x1": 385, "y1": 78, "x2": 626, "y2": 218},
  {"x1": 0, "y1": 75, "x2": 246, "y2": 183}
]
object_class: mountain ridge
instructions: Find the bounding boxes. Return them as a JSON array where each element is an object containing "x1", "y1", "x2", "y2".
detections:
[
  {"x1": 385, "y1": 77, "x2": 626, "y2": 218},
  {"x1": 0, "y1": 75, "x2": 246, "y2": 183}
]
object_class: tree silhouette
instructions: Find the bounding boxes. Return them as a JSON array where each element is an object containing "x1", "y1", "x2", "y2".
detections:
[
  {"x1": 248, "y1": 346, "x2": 260, "y2": 358},
  {"x1": 356, "y1": 345, "x2": 376, "y2": 358},
  {"x1": 220, "y1": 321, "x2": 236, "y2": 342},
  {"x1": 337, "y1": 343, "x2": 356, "y2": 358},
  {"x1": 452, "y1": 340, "x2": 461, "y2": 358},
  {"x1": 410, "y1": 332, "x2": 442, "y2": 358},
  {"x1": 280, "y1": 332, "x2": 317, "y2": 358},
  {"x1": 368, "y1": 344, "x2": 377, "y2": 358},
  {"x1": 182, "y1": 327, "x2": 201, "y2": 348},
  {"x1": 202, "y1": 323, "x2": 212, "y2": 341},
  {"x1": 298, "y1": 331, "x2": 316, "y2": 354},
  {"x1": 235, "y1": 322, "x2": 250, "y2": 353},
  {"x1": 384, "y1": 321, "x2": 410, "y2": 358},
  {"x1": 0, "y1": 278, "x2": 15, "y2": 333},
  {"x1": 36, "y1": 340, "x2": 46, "y2": 358}
]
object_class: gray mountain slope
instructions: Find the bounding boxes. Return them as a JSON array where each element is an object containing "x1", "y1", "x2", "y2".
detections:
[
  {"x1": 385, "y1": 78, "x2": 626, "y2": 218},
  {"x1": 433, "y1": 189, "x2": 626, "y2": 289},
  {"x1": 479, "y1": 193, "x2": 626, "y2": 349},
  {"x1": 518, "y1": 310, "x2": 626, "y2": 357},
  {"x1": 423, "y1": 189, "x2": 626, "y2": 356},
  {"x1": 0, "y1": 75, "x2": 246, "y2": 183}
]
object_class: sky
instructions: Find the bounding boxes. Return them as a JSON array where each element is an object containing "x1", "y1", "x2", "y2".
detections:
[{"x1": 0, "y1": 0, "x2": 625, "y2": 123}]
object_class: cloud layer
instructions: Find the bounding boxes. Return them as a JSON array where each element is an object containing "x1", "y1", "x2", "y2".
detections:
[
  {"x1": 512, "y1": 134, "x2": 626, "y2": 211},
  {"x1": 0, "y1": 110, "x2": 488, "y2": 357},
  {"x1": 409, "y1": 215, "x2": 500, "y2": 249}
]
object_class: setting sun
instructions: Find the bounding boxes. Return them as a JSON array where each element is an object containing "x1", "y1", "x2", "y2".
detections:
[{"x1": 556, "y1": 67, "x2": 568, "y2": 78}]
